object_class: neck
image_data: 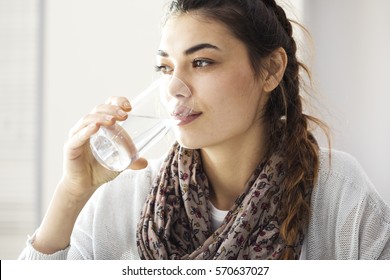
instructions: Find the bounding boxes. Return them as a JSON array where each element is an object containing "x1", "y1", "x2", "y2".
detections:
[{"x1": 200, "y1": 128, "x2": 266, "y2": 211}]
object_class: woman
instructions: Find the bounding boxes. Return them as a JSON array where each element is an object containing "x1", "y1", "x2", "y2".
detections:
[{"x1": 20, "y1": 0, "x2": 390, "y2": 259}]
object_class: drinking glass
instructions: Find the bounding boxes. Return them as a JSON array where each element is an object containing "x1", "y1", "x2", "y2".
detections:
[{"x1": 89, "y1": 75, "x2": 193, "y2": 172}]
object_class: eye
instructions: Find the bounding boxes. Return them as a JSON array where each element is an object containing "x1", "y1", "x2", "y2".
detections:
[
  {"x1": 154, "y1": 64, "x2": 173, "y2": 75},
  {"x1": 192, "y1": 58, "x2": 214, "y2": 68}
]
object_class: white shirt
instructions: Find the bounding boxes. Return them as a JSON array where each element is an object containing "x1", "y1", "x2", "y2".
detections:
[
  {"x1": 208, "y1": 201, "x2": 228, "y2": 232},
  {"x1": 19, "y1": 149, "x2": 390, "y2": 259}
]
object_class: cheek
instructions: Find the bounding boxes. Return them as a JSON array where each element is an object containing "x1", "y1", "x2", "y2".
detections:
[
  {"x1": 173, "y1": 95, "x2": 259, "y2": 149},
  {"x1": 206, "y1": 73, "x2": 261, "y2": 120},
  {"x1": 199, "y1": 76, "x2": 262, "y2": 133},
  {"x1": 174, "y1": 68, "x2": 264, "y2": 148}
]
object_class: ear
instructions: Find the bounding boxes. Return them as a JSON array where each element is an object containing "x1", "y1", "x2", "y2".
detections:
[{"x1": 263, "y1": 47, "x2": 288, "y2": 93}]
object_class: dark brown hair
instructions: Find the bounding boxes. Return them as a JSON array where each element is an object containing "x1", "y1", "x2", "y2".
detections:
[{"x1": 166, "y1": 0, "x2": 328, "y2": 259}]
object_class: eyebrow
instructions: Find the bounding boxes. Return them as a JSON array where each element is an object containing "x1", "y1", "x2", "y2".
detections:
[
  {"x1": 184, "y1": 43, "x2": 220, "y2": 55},
  {"x1": 157, "y1": 43, "x2": 220, "y2": 57}
]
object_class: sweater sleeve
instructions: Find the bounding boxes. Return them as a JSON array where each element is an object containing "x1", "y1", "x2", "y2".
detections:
[
  {"x1": 18, "y1": 158, "x2": 162, "y2": 260},
  {"x1": 18, "y1": 231, "x2": 71, "y2": 260},
  {"x1": 17, "y1": 181, "x2": 110, "y2": 260}
]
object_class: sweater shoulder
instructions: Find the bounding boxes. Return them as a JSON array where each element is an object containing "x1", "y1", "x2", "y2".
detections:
[
  {"x1": 316, "y1": 148, "x2": 378, "y2": 198},
  {"x1": 318, "y1": 148, "x2": 363, "y2": 180},
  {"x1": 93, "y1": 157, "x2": 163, "y2": 201},
  {"x1": 308, "y1": 148, "x2": 390, "y2": 259}
]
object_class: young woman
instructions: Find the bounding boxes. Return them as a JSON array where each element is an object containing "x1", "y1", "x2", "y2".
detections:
[{"x1": 20, "y1": 0, "x2": 390, "y2": 259}]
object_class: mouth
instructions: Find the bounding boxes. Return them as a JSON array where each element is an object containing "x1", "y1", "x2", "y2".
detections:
[
  {"x1": 171, "y1": 110, "x2": 202, "y2": 126},
  {"x1": 171, "y1": 105, "x2": 193, "y2": 117}
]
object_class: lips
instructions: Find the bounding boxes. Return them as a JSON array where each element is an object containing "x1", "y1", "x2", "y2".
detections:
[
  {"x1": 171, "y1": 110, "x2": 202, "y2": 126},
  {"x1": 171, "y1": 105, "x2": 193, "y2": 117}
]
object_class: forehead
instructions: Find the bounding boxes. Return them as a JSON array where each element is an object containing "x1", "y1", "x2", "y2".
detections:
[{"x1": 159, "y1": 14, "x2": 238, "y2": 54}]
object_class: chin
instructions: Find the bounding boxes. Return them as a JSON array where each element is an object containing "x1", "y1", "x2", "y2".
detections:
[
  {"x1": 174, "y1": 131, "x2": 203, "y2": 150},
  {"x1": 176, "y1": 138, "x2": 201, "y2": 150}
]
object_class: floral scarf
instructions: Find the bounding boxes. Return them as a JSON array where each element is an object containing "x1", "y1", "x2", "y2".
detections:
[{"x1": 136, "y1": 142, "x2": 306, "y2": 259}]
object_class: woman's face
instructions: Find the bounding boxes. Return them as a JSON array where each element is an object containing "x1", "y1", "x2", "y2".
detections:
[{"x1": 157, "y1": 14, "x2": 268, "y2": 150}]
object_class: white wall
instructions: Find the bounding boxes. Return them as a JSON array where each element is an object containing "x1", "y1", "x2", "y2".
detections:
[
  {"x1": 302, "y1": 0, "x2": 390, "y2": 204},
  {"x1": 0, "y1": 0, "x2": 39, "y2": 259}
]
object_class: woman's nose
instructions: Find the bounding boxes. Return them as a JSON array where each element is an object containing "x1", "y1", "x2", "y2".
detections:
[
  {"x1": 161, "y1": 75, "x2": 193, "y2": 115},
  {"x1": 166, "y1": 75, "x2": 191, "y2": 99}
]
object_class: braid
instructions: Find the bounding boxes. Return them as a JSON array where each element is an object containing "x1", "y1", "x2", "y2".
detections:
[
  {"x1": 262, "y1": 0, "x2": 293, "y2": 37},
  {"x1": 262, "y1": 0, "x2": 323, "y2": 259}
]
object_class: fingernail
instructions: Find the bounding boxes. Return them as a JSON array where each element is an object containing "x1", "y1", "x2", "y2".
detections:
[
  {"x1": 123, "y1": 101, "x2": 131, "y2": 109},
  {"x1": 117, "y1": 109, "x2": 127, "y2": 117}
]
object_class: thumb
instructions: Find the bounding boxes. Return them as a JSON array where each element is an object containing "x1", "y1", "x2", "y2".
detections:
[{"x1": 128, "y1": 157, "x2": 148, "y2": 170}]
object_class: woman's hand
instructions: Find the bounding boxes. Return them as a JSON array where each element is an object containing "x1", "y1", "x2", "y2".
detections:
[
  {"x1": 32, "y1": 96, "x2": 138, "y2": 254},
  {"x1": 60, "y1": 96, "x2": 132, "y2": 198}
]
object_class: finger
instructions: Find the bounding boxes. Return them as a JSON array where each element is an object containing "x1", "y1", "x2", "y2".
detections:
[
  {"x1": 68, "y1": 100, "x2": 131, "y2": 139},
  {"x1": 128, "y1": 157, "x2": 148, "y2": 170},
  {"x1": 105, "y1": 96, "x2": 131, "y2": 111},
  {"x1": 65, "y1": 123, "x2": 99, "y2": 160},
  {"x1": 68, "y1": 113, "x2": 115, "y2": 139},
  {"x1": 90, "y1": 104, "x2": 129, "y2": 123},
  {"x1": 91, "y1": 103, "x2": 130, "y2": 115},
  {"x1": 67, "y1": 96, "x2": 131, "y2": 144}
]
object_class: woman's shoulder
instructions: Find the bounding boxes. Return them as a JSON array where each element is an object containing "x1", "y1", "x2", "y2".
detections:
[
  {"x1": 94, "y1": 158, "x2": 163, "y2": 199},
  {"x1": 317, "y1": 148, "x2": 376, "y2": 195},
  {"x1": 318, "y1": 148, "x2": 365, "y2": 180},
  {"x1": 315, "y1": 147, "x2": 388, "y2": 207},
  {"x1": 314, "y1": 147, "x2": 390, "y2": 230},
  {"x1": 315, "y1": 147, "x2": 390, "y2": 229},
  {"x1": 307, "y1": 148, "x2": 390, "y2": 259}
]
